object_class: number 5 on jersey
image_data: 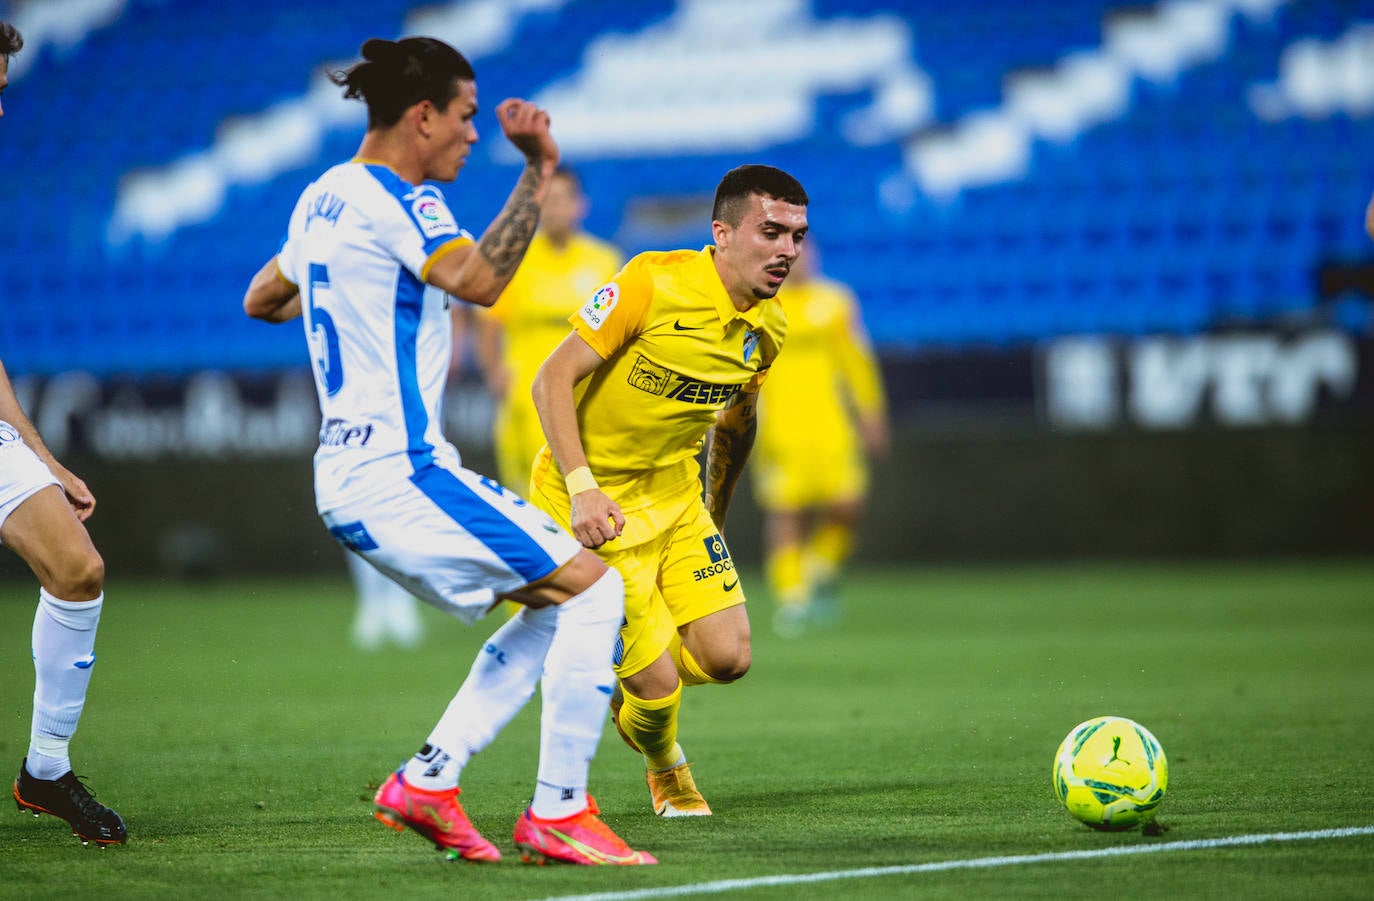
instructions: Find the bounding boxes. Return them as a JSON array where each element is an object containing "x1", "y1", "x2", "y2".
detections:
[{"x1": 306, "y1": 262, "x2": 344, "y2": 396}]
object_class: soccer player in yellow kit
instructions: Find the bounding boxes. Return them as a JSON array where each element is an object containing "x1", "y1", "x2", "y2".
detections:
[
  {"x1": 531, "y1": 165, "x2": 808, "y2": 816},
  {"x1": 475, "y1": 168, "x2": 622, "y2": 491},
  {"x1": 752, "y1": 245, "x2": 889, "y2": 636}
]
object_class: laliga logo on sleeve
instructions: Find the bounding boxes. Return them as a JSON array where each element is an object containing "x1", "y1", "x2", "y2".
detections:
[
  {"x1": 579, "y1": 282, "x2": 619, "y2": 330},
  {"x1": 410, "y1": 189, "x2": 459, "y2": 240}
]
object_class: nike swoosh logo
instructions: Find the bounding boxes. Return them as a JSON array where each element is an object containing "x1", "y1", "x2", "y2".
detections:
[
  {"x1": 418, "y1": 803, "x2": 455, "y2": 832},
  {"x1": 673, "y1": 320, "x2": 704, "y2": 331},
  {"x1": 723, "y1": 579, "x2": 738, "y2": 592},
  {"x1": 549, "y1": 826, "x2": 646, "y2": 864},
  {"x1": 74, "y1": 654, "x2": 96, "y2": 669}
]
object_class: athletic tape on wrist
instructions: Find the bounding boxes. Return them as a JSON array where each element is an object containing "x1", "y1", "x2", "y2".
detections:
[{"x1": 564, "y1": 466, "x2": 599, "y2": 496}]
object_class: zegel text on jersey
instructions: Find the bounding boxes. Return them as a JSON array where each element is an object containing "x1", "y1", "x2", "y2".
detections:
[
  {"x1": 627, "y1": 354, "x2": 742, "y2": 407},
  {"x1": 666, "y1": 377, "x2": 739, "y2": 405}
]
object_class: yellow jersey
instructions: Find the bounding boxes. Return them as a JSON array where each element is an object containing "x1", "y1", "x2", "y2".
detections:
[
  {"x1": 755, "y1": 276, "x2": 886, "y2": 507},
  {"x1": 486, "y1": 231, "x2": 623, "y2": 396},
  {"x1": 483, "y1": 231, "x2": 621, "y2": 487},
  {"x1": 531, "y1": 246, "x2": 787, "y2": 546}
]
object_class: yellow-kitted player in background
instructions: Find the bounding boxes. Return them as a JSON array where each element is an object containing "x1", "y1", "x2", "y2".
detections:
[
  {"x1": 475, "y1": 167, "x2": 622, "y2": 491},
  {"x1": 753, "y1": 244, "x2": 888, "y2": 636}
]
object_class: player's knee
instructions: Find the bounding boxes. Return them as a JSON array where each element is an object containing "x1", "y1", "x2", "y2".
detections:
[
  {"x1": 701, "y1": 644, "x2": 751, "y2": 684},
  {"x1": 50, "y1": 547, "x2": 104, "y2": 601}
]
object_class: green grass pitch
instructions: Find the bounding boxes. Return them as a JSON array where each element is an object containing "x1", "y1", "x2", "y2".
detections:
[{"x1": 2, "y1": 561, "x2": 1372, "y2": 899}]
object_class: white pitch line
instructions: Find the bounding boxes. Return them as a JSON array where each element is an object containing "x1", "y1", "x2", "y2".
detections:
[{"x1": 536, "y1": 825, "x2": 1374, "y2": 901}]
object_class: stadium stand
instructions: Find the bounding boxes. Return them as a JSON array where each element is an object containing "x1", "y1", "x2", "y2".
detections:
[{"x1": 0, "y1": 0, "x2": 1370, "y2": 375}]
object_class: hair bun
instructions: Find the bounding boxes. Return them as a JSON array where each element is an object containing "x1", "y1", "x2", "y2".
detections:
[{"x1": 360, "y1": 38, "x2": 404, "y2": 65}]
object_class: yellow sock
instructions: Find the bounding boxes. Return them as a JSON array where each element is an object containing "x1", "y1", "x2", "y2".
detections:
[
  {"x1": 766, "y1": 542, "x2": 808, "y2": 606},
  {"x1": 667, "y1": 634, "x2": 734, "y2": 686},
  {"x1": 806, "y1": 522, "x2": 853, "y2": 585},
  {"x1": 667, "y1": 633, "x2": 708, "y2": 686},
  {"x1": 618, "y1": 683, "x2": 684, "y2": 770}
]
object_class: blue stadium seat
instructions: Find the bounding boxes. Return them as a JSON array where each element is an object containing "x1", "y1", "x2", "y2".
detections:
[{"x1": 2, "y1": 0, "x2": 1371, "y2": 372}]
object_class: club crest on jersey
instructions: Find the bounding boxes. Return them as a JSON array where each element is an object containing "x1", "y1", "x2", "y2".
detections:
[
  {"x1": 743, "y1": 329, "x2": 761, "y2": 363},
  {"x1": 410, "y1": 190, "x2": 459, "y2": 240},
  {"x1": 579, "y1": 282, "x2": 619, "y2": 330}
]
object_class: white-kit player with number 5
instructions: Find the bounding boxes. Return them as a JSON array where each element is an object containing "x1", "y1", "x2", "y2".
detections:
[{"x1": 243, "y1": 36, "x2": 654, "y2": 866}]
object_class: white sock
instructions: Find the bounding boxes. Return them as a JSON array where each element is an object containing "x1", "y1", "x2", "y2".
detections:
[
  {"x1": 531, "y1": 568, "x2": 624, "y2": 820},
  {"x1": 349, "y1": 554, "x2": 423, "y2": 649},
  {"x1": 404, "y1": 604, "x2": 558, "y2": 791},
  {"x1": 28, "y1": 589, "x2": 103, "y2": 780}
]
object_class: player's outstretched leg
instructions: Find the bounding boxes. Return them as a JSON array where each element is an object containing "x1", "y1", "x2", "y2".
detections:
[
  {"x1": 514, "y1": 795, "x2": 657, "y2": 865},
  {"x1": 504, "y1": 564, "x2": 656, "y2": 863},
  {"x1": 14, "y1": 760, "x2": 126, "y2": 846},
  {"x1": 373, "y1": 769, "x2": 501, "y2": 862},
  {"x1": 371, "y1": 603, "x2": 565, "y2": 861}
]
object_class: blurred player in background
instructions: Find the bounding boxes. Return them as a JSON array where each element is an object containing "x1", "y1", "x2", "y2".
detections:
[
  {"x1": 474, "y1": 166, "x2": 622, "y2": 491},
  {"x1": 347, "y1": 550, "x2": 423, "y2": 649},
  {"x1": 244, "y1": 36, "x2": 653, "y2": 866},
  {"x1": 531, "y1": 165, "x2": 808, "y2": 817},
  {"x1": 754, "y1": 244, "x2": 888, "y2": 636},
  {"x1": 2, "y1": 22, "x2": 127, "y2": 849}
]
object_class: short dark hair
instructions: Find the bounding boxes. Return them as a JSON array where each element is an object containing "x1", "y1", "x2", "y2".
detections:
[
  {"x1": 330, "y1": 37, "x2": 475, "y2": 129},
  {"x1": 1, "y1": 21, "x2": 23, "y2": 59},
  {"x1": 712, "y1": 165, "x2": 808, "y2": 227}
]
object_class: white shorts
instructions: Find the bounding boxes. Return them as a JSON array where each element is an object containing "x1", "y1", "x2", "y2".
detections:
[
  {"x1": 0, "y1": 420, "x2": 60, "y2": 533},
  {"x1": 320, "y1": 458, "x2": 583, "y2": 625}
]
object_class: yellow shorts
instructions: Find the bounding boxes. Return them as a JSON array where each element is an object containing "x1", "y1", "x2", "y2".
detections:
[
  {"x1": 753, "y1": 429, "x2": 868, "y2": 511},
  {"x1": 599, "y1": 499, "x2": 747, "y2": 679}
]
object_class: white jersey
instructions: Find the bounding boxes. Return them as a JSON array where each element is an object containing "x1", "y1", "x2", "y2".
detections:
[{"x1": 276, "y1": 161, "x2": 475, "y2": 512}]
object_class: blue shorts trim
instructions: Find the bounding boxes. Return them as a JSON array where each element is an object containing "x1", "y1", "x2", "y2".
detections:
[{"x1": 409, "y1": 465, "x2": 560, "y2": 584}]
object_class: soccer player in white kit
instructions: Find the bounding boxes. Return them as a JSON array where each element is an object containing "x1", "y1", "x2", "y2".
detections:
[
  {"x1": 3, "y1": 21, "x2": 127, "y2": 848},
  {"x1": 243, "y1": 36, "x2": 655, "y2": 866}
]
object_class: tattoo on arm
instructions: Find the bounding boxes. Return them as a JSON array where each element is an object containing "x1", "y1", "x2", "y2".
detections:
[
  {"x1": 704, "y1": 391, "x2": 759, "y2": 528},
  {"x1": 477, "y1": 165, "x2": 543, "y2": 277}
]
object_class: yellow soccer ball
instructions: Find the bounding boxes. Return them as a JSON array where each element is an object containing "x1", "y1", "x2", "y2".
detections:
[{"x1": 1052, "y1": 715, "x2": 1168, "y2": 830}]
